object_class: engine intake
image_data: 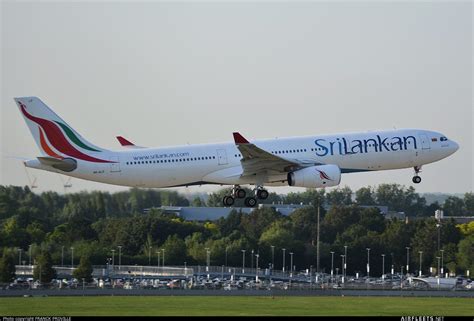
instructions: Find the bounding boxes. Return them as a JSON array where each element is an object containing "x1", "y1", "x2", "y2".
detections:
[{"x1": 287, "y1": 165, "x2": 341, "y2": 188}]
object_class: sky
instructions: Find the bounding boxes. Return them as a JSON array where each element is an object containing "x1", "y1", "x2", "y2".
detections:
[{"x1": 1, "y1": 1, "x2": 472, "y2": 197}]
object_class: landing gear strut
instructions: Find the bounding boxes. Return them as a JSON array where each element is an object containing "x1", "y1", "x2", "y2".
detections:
[{"x1": 412, "y1": 166, "x2": 422, "y2": 184}]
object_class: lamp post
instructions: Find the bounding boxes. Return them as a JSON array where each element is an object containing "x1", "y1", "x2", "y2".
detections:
[
  {"x1": 330, "y1": 251, "x2": 334, "y2": 283},
  {"x1": 111, "y1": 249, "x2": 115, "y2": 267},
  {"x1": 255, "y1": 253, "x2": 259, "y2": 281},
  {"x1": 289, "y1": 252, "x2": 294, "y2": 277},
  {"x1": 340, "y1": 255, "x2": 345, "y2": 283},
  {"x1": 162, "y1": 248, "x2": 166, "y2": 267},
  {"x1": 251, "y1": 249, "x2": 254, "y2": 271},
  {"x1": 60, "y1": 246, "x2": 64, "y2": 267},
  {"x1": 156, "y1": 251, "x2": 160, "y2": 268},
  {"x1": 241, "y1": 250, "x2": 246, "y2": 274},
  {"x1": 440, "y1": 249, "x2": 444, "y2": 277},
  {"x1": 390, "y1": 252, "x2": 394, "y2": 275},
  {"x1": 29, "y1": 244, "x2": 33, "y2": 266},
  {"x1": 205, "y1": 248, "x2": 210, "y2": 272},
  {"x1": 271, "y1": 245, "x2": 275, "y2": 269},
  {"x1": 317, "y1": 206, "x2": 320, "y2": 273},
  {"x1": 406, "y1": 247, "x2": 410, "y2": 275},
  {"x1": 225, "y1": 246, "x2": 228, "y2": 268},
  {"x1": 436, "y1": 256, "x2": 441, "y2": 278},
  {"x1": 70, "y1": 247, "x2": 74, "y2": 268},
  {"x1": 18, "y1": 248, "x2": 22, "y2": 266},
  {"x1": 366, "y1": 248, "x2": 371, "y2": 278},
  {"x1": 106, "y1": 257, "x2": 111, "y2": 275},
  {"x1": 148, "y1": 246, "x2": 152, "y2": 266},
  {"x1": 381, "y1": 254, "x2": 385, "y2": 280},
  {"x1": 118, "y1": 245, "x2": 122, "y2": 270},
  {"x1": 344, "y1": 245, "x2": 348, "y2": 279},
  {"x1": 282, "y1": 248, "x2": 286, "y2": 273},
  {"x1": 436, "y1": 223, "x2": 441, "y2": 253},
  {"x1": 419, "y1": 251, "x2": 423, "y2": 277}
]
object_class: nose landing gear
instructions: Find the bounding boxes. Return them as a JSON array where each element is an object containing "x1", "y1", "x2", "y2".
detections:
[{"x1": 412, "y1": 166, "x2": 422, "y2": 184}]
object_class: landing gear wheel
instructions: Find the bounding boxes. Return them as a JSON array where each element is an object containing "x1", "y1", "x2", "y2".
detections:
[
  {"x1": 256, "y1": 189, "x2": 269, "y2": 200},
  {"x1": 235, "y1": 188, "x2": 246, "y2": 199},
  {"x1": 223, "y1": 196, "x2": 235, "y2": 207},
  {"x1": 412, "y1": 176, "x2": 422, "y2": 184},
  {"x1": 244, "y1": 197, "x2": 257, "y2": 208}
]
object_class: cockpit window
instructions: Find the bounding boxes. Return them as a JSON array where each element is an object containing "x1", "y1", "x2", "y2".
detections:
[{"x1": 440, "y1": 137, "x2": 448, "y2": 141}]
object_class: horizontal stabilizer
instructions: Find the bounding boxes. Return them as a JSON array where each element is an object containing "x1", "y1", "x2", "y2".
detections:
[{"x1": 37, "y1": 156, "x2": 77, "y2": 172}]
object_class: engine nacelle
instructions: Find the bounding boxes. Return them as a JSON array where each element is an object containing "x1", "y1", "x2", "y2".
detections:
[{"x1": 287, "y1": 165, "x2": 341, "y2": 188}]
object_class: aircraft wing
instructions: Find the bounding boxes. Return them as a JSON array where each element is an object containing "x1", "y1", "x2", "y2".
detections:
[{"x1": 233, "y1": 132, "x2": 302, "y2": 177}]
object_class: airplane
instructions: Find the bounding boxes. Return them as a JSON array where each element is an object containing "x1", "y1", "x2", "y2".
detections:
[{"x1": 14, "y1": 97, "x2": 459, "y2": 207}]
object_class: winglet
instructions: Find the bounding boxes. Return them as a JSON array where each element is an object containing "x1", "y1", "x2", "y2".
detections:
[
  {"x1": 233, "y1": 132, "x2": 250, "y2": 144},
  {"x1": 116, "y1": 136, "x2": 135, "y2": 146}
]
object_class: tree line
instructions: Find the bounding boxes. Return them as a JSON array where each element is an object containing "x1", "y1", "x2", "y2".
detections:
[{"x1": 0, "y1": 184, "x2": 473, "y2": 283}]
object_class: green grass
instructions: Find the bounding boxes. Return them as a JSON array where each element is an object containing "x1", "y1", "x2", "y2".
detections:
[{"x1": 0, "y1": 296, "x2": 472, "y2": 316}]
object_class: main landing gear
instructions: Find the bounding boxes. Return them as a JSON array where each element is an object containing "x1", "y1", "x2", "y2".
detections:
[
  {"x1": 412, "y1": 166, "x2": 422, "y2": 184},
  {"x1": 222, "y1": 185, "x2": 269, "y2": 207},
  {"x1": 223, "y1": 185, "x2": 245, "y2": 207}
]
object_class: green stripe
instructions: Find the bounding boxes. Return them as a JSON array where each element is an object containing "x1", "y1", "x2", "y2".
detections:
[{"x1": 55, "y1": 121, "x2": 101, "y2": 152}]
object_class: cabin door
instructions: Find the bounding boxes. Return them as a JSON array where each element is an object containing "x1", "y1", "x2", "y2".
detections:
[
  {"x1": 109, "y1": 156, "x2": 121, "y2": 172},
  {"x1": 217, "y1": 149, "x2": 228, "y2": 165}
]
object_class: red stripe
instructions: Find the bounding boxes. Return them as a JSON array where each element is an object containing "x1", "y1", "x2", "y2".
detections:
[
  {"x1": 20, "y1": 103, "x2": 113, "y2": 163},
  {"x1": 39, "y1": 127, "x2": 63, "y2": 159}
]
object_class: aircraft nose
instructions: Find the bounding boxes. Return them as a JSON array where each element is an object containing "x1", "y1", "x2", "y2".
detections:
[{"x1": 451, "y1": 140, "x2": 459, "y2": 153}]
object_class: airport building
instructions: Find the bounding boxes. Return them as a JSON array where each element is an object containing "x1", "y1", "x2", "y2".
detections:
[{"x1": 146, "y1": 204, "x2": 406, "y2": 222}]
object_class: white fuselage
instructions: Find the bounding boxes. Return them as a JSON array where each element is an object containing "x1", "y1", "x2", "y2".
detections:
[{"x1": 25, "y1": 128, "x2": 459, "y2": 188}]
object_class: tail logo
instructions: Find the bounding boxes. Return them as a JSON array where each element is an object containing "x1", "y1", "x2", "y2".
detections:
[{"x1": 19, "y1": 102, "x2": 114, "y2": 163}]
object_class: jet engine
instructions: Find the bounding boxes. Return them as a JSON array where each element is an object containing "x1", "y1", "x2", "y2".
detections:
[{"x1": 287, "y1": 164, "x2": 341, "y2": 188}]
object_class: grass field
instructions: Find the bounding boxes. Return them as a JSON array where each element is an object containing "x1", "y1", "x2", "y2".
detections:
[{"x1": 0, "y1": 296, "x2": 472, "y2": 316}]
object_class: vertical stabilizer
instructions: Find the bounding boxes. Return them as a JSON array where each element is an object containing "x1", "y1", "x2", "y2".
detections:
[{"x1": 14, "y1": 97, "x2": 112, "y2": 163}]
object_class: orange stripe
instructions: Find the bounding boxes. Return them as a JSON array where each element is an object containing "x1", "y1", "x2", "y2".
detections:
[{"x1": 39, "y1": 127, "x2": 63, "y2": 159}]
